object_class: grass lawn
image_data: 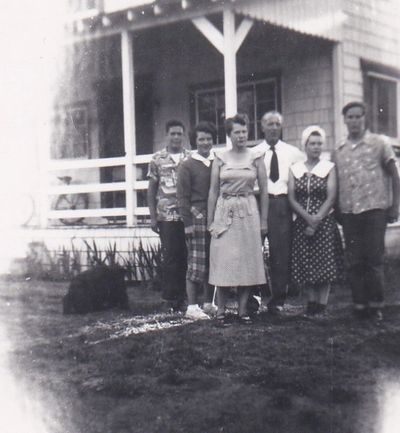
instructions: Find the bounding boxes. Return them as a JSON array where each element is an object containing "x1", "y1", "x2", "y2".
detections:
[{"x1": 1, "y1": 261, "x2": 400, "y2": 433}]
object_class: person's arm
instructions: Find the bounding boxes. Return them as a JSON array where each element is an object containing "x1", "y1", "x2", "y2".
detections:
[
  {"x1": 207, "y1": 158, "x2": 220, "y2": 229},
  {"x1": 288, "y1": 171, "x2": 314, "y2": 226},
  {"x1": 315, "y1": 168, "x2": 337, "y2": 220},
  {"x1": 386, "y1": 160, "x2": 400, "y2": 223},
  {"x1": 255, "y1": 156, "x2": 269, "y2": 236},
  {"x1": 176, "y1": 161, "x2": 194, "y2": 235},
  {"x1": 147, "y1": 177, "x2": 159, "y2": 233}
]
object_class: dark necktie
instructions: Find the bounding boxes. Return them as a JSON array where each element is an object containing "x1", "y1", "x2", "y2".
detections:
[{"x1": 269, "y1": 144, "x2": 279, "y2": 182}]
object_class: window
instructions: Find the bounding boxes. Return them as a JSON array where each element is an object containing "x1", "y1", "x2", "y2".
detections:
[
  {"x1": 365, "y1": 72, "x2": 399, "y2": 137},
  {"x1": 193, "y1": 78, "x2": 279, "y2": 144}
]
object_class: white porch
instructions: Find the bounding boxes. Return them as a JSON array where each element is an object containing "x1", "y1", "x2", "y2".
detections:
[{"x1": 36, "y1": 0, "x2": 344, "y2": 229}]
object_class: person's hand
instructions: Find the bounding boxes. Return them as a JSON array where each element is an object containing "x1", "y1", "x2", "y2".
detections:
[
  {"x1": 260, "y1": 225, "x2": 268, "y2": 239},
  {"x1": 150, "y1": 219, "x2": 159, "y2": 234},
  {"x1": 304, "y1": 226, "x2": 316, "y2": 237},
  {"x1": 386, "y1": 205, "x2": 399, "y2": 224},
  {"x1": 185, "y1": 226, "x2": 194, "y2": 241},
  {"x1": 307, "y1": 215, "x2": 322, "y2": 230}
]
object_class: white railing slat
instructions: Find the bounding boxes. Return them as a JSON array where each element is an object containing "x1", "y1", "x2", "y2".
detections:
[
  {"x1": 48, "y1": 208, "x2": 127, "y2": 219},
  {"x1": 47, "y1": 156, "x2": 127, "y2": 171},
  {"x1": 49, "y1": 182, "x2": 127, "y2": 195}
]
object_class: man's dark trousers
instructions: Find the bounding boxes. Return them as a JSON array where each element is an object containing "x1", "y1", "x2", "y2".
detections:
[
  {"x1": 267, "y1": 196, "x2": 292, "y2": 307},
  {"x1": 341, "y1": 209, "x2": 387, "y2": 307},
  {"x1": 158, "y1": 221, "x2": 187, "y2": 303}
]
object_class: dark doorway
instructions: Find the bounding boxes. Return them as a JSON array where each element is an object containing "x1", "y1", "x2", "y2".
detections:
[{"x1": 95, "y1": 75, "x2": 154, "y2": 209}]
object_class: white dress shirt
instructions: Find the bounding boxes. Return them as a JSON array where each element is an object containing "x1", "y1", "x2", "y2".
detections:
[{"x1": 252, "y1": 139, "x2": 305, "y2": 195}]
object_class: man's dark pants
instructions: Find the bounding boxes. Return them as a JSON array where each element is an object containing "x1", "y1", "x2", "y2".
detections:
[
  {"x1": 341, "y1": 209, "x2": 387, "y2": 308},
  {"x1": 158, "y1": 221, "x2": 187, "y2": 304},
  {"x1": 267, "y1": 195, "x2": 292, "y2": 307}
]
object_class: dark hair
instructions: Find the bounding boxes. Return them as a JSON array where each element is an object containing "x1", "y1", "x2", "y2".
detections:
[
  {"x1": 165, "y1": 119, "x2": 185, "y2": 133},
  {"x1": 224, "y1": 113, "x2": 248, "y2": 136},
  {"x1": 189, "y1": 121, "x2": 217, "y2": 148},
  {"x1": 341, "y1": 101, "x2": 366, "y2": 116}
]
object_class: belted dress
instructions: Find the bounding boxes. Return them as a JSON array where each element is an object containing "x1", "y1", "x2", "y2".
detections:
[{"x1": 208, "y1": 150, "x2": 267, "y2": 287}]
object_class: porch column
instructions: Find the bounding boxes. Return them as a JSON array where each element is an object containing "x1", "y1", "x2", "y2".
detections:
[
  {"x1": 223, "y1": 8, "x2": 237, "y2": 117},
  {"x1": 121, "y1": 30, "x2": 136, "y2": 227},
  {"x1": 332, "y1": 42, "x2": 344, "y2": 147},
  {"x1": 191, "y1": 9, "x2": 253, "y2": 125},
  {"x1": 38, "y1": 138, "x2": 49, "y2": 228}
]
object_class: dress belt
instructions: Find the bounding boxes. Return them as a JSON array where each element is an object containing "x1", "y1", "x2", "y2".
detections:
[
  {"x1": 268, "y1": 193, "x2": 287, "y2": 198},
  {"x1": 221, "y1": 191, "x2": 254, "y2": 198}
]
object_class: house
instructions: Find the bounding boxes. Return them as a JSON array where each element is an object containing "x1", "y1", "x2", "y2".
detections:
[{"x1": 12, "y1": 0, "x2": 400, "y2": 265}]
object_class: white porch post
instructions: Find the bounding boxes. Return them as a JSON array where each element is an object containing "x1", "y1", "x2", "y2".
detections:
[
  {"x1": 223, "y1": 8, "x2": 237, "y2": 117},
  {"x1": 121, "y1": 31, "x2": 136, "y2": 226},
  {"x1": 38, "y1": 139, "x2": 49, "y2": 228},
  {"x1": 192, "y1": 10, "x2": 253, "y2": 145},
  {"x1": 332, "y1": 42, "x2": 344, "y2": 147}
]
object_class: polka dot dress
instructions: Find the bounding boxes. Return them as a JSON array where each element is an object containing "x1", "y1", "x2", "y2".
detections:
[{"x1": 291, "y1": 171, "x2": 344, "y2": 285}]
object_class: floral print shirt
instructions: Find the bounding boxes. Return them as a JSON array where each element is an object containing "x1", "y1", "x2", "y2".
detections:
[
  {"x1": 147, "y1": 147, "x2": 191, "y2": 221},
  {"x1": 333, "y1": 131, "x2": 396, "y2": 214}
]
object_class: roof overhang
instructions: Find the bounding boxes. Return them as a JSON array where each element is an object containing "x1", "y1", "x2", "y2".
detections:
[
  {"x1": 67, "y1": 0, "x2": 346, "y2": 42},
  {"x1": 234, "y1": 0, "x2": 346, "y2": 42}
]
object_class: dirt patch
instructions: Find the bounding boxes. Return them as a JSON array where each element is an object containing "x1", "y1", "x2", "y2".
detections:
[{"x1": 1, "y1": 265, "x2": 400, "y2": 433}]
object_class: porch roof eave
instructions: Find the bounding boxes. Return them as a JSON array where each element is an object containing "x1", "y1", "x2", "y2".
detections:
[
  {"x1": 66, "y1": 0, "x2": 346, "y2": 44},
  {"x1": 234, "y1": 0, "x2": 346, "y2": 43}
]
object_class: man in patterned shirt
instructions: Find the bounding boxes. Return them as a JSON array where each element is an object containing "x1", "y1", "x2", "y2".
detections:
[
  {"x1": 147, "y1": 120, "x2": 191, "y2": 311},
  {"x1": 334, "y1": 101, "x2": 399, "y2": 321}
]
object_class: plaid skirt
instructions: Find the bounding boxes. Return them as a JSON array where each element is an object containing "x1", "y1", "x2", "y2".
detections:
[{"x1": 187, "y1": 209, "x2": 210, "y2": 284}]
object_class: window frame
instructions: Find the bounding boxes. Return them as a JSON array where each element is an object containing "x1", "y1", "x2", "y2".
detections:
[
  {"x1": 191, "y1": 76, "x2": 280, "y2": 145},
  {"x1": 364, "y1": 70, "x2": 399, "y2": 138}
]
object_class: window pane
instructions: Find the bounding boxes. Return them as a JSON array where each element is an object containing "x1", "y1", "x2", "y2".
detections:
[
  {"x1": 238, "y1": 88, "x2": 254, "y2": 122},
  {"x1": 256, "y1": 81, "x2": 276, "y2": 102},
  {"x1": 369, "y1": 76, "x2": 397, "y2": 137},
  {"x1": 197, "y1": 93, "x2": 215, "y2": 111},
  {"x1": 193, "y1": 78, "x2": 279, "y2": 143}
]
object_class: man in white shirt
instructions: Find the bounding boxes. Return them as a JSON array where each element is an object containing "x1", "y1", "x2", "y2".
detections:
[{"x1": 253, "y1": 111, "x2": 304, "y2": 313}]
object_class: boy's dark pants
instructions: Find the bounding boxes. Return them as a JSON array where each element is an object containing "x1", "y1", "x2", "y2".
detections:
[
  {"x1": 158, "y1": 221, "x2": 187, "y2": 303},
  {"x1": 341, "y1": 209, "x2": 387, "y2": 308}
]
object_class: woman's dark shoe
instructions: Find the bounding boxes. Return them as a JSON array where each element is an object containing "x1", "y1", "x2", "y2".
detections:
[
  {"x1": 369, "y1": 308, "x2": 383, "y2": 322},
  {"x1": 304, "y1": 302, "x2": 317, "y2": 317},
  {"x1": 314, "y1": 303, "x2": 328, "y2": 318},
  {"x1": 353, "y1": 307, "x2": 370, "y2": 320}
]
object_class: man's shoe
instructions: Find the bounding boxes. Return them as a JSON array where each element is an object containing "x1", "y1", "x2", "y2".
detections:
[
  {"x1": 268, "y1": 305, "x2": 283, "y2": 315},
  {"x1": 185, "y1": 305, "x2": 210, "y2": 320},
  {"x1": 369, "y1": 308, "x2": 383, "y2": 322},
  {"x1": 353, "y1": 308, "x2": 369, "y2": 320}
]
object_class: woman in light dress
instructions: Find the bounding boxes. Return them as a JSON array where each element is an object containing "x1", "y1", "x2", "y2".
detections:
[{"x1": 207, "y1": 114, "x2": 269, "y2": 324}]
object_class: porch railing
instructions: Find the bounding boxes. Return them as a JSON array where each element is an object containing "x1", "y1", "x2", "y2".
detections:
[{"x1": 44, "y1": 154, "x2": 151, "y2": 226}]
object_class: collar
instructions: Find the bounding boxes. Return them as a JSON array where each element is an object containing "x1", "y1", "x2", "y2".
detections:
[
  {"x1": 159, "y1": 147, "x2": 190, "y2": 159},
  {"x1": 291, "y1": 159, "x2": 334, "y2": 179},
  {"x1": 338, "y1": 130, "x2": 370, "y2": 149},
  {"x1": 191, "y1": 150, "x2": 214, "y2": 167},
  {"x1": 266, "y1": 139, "x2": 283, "y2": 150}
]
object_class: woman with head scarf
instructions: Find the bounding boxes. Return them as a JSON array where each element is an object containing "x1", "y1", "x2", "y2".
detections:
[{"x1": 288, "y1": 126, "x2": 344, "y2": 317}]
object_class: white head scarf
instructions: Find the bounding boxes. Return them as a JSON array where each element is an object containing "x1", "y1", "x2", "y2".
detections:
[{"x1": 301, "y1": 125, "x2": 326, "y2": 149}]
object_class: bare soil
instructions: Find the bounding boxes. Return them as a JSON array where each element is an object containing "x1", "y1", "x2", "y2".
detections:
[{"x1": 1, "y1": 262, "x2": 400, "y2": 433}]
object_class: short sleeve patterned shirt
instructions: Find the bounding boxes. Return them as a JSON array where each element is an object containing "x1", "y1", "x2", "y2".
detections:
[
  {"x1": 147, "y1": 147, "x2": 191, "y2": 221},
  {"x1": 333, "y1": 131, "x2": 395, "y2": 214}
]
